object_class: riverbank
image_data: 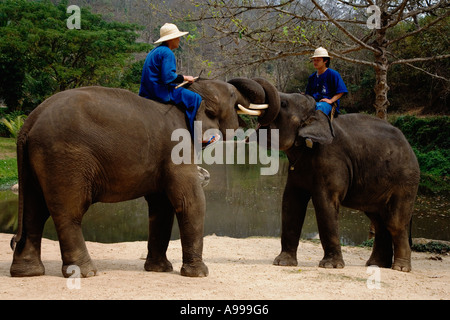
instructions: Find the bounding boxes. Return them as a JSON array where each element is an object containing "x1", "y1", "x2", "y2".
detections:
[{"x1": 0, "y1": 233, "x2": 448, "y2": 300}]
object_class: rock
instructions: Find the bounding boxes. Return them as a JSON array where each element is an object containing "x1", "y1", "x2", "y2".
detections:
[{"x1": 11, "y1": 184, "x2": 19, "y2": 194}]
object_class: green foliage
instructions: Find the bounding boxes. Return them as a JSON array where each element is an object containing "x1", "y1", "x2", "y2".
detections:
[
  {"x1": 0, "y1": 137, "x2": 17, "y2": 189},
  {"x1": 1, "y1": 114, "x2": 27, "y2": 141},
  {"x1": 392, "y1": 116, "x2": 450, "y2": 152},
  {"x1": 411, "y1": 241, "x2": 450, "y2": 254},
  {"x1": 413, "y1": 148, "x2": 450, "y2": 177},
  {"x1": 359, "y1": 238, "x2": 374, "y2": 248},
  {"x1": 0, "y1": 0, "x2": 151, "y2": 112},
  {"x1": 0, "y1": 110, "x2": 26, "y2": 138},
  {"x1": 0, "y1": 157, "x2": 17, "y2": 188},
  {"x1": 361, "y1": 238, "x2": 450, "y2": 254},
  {"x1": 392, "y1": 115, "x2": 450, "y2": 194}
]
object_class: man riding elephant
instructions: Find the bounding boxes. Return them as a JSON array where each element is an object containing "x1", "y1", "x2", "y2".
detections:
[
  {"x1": 139, "y1": 23, "x2": 218, "y2": 147},
  {"x1": 9, "y1": 75, "x2": 276, "y2": 278}
]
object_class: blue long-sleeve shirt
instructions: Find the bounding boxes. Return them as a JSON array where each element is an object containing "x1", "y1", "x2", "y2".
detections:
[
  {"x1": 139, "y1": 44, "x2": 183, "y2": 102},
  {"x1": 138, "y1": 44, "x2": 202, "y2": 134}
]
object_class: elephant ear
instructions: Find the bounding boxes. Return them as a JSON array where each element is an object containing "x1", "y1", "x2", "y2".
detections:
[{"x1": 297, "y1": 110, "x2": 335, "y2": 145}]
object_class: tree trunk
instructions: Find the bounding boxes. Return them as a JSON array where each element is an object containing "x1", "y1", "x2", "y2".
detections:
[
  {"x1": 374, "y1": 53, "x2": 390, "y2": 120},
  {"x1": 373, "y1": 4, "x2": 390, "y2": 121}
]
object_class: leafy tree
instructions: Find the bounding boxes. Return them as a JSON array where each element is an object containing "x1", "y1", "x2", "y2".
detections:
[
  {"x1": 0, "y1": 0, "x2": 151, "y2": 112},
  {"x1": 1, "y1": 114, "x2": 27, "y2": 142},
  {"x1": 181, "y1": 0, "x2": 449, "y2": 119}
]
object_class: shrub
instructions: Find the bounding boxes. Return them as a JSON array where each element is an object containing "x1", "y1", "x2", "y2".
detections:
[{"x1": 0, "y1": 113, "x2": 27, "y2": 141}]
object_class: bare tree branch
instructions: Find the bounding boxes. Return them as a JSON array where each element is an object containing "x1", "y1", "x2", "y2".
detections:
[
  {"x1": 336, "y1": 0, "x2": 371, "y2": 8},
  {"x1": 401, "y1": 62, "x2": 450, "y2": 82},
  {"x1": 310, "y1": 0, "x2": 379, "y2": 53},
  {"x1": 329, "y1": 50, "x2": 377, "y2": 67},
  {"x1": 386, "y1": 0, "x2": 449, "y2": 29},
  {"x1": 391, "y1": 54, "x2": 450, "y2": 65}
]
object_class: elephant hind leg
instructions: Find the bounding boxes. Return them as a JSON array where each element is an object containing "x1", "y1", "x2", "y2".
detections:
[
  {"x1": 10, "y1": 182, "x2": 49, "y2": 277},
  {"x1": 365, "y1": 211, "x2": 393, "y2": 269},
  {"x1": 144, "y1": 193, "x2": 174, "y2": 273},
  {"x1": 45, "y1": 190, "x2": 97, "y2": 278},
  {"x1": 385, "y1": 197, "x2": 413, "y2": 272}
]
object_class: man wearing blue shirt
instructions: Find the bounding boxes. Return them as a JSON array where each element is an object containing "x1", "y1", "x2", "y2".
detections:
[
  {"x1": 305, "y1": 47, "x2": 348, "y2": 117},
  {"x1": 140, "y1": 23, "x2": 210, "y2": 142}
]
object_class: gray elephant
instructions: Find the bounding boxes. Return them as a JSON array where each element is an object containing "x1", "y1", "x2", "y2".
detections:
[
  {"x1": 10, "y1": 79, "x2": 278, "y2": 278},
  {"x1": 233, "y1": 78, "x2": 420, "y2": 272}
]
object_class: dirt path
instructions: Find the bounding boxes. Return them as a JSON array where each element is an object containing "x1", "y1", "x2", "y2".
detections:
[{"x1": 0, "y1": 233, "x2": 448, "y2": 300}]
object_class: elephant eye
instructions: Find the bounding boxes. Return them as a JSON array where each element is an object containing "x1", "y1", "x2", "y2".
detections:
[{"x1": 205, "y1": 108, "x2": 216, "y2": 119}]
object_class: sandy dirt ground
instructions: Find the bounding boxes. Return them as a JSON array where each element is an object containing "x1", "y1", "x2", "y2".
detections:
[{"x1": 0, "y1": 233, "x2": 448, "y2": 300}]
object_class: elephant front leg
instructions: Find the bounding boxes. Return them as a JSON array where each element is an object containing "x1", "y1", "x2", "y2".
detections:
[
  {"x1": 313, "y1": 195, "x2": 345, "y2": 269},
  {"x1": 168, "y1": 179, "x2": 208, "y2": 277},
  {"x1": 274, "y1": 188, "x2": 310, "y2": 267},
  {"x1": 144, "y1": 194, "x2": 175, "y2": 273}
]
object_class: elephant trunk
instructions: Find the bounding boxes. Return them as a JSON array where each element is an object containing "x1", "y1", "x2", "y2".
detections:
[{"x1": 228, "y1": 78, "x2": 281, "y2": 126}]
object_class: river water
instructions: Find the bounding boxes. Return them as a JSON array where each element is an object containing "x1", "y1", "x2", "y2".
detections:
[{"x1": 0, "y1": 160, "x2": 449, "y2": 245}]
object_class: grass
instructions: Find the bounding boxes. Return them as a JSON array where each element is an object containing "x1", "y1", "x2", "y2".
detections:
[{"x1": 0, "y1": 138, "x2": 18, "y2": 189}]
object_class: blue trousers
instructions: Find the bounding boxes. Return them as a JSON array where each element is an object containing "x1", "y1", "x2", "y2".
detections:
[
  {"x1": 315, "y1": 102, "x2": 333, "y2": 116},
  {"x1": 170, "y1": 87, "x2": 202, "y2": 136}
]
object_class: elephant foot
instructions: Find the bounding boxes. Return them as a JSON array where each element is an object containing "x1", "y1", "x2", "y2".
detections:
[
  {"x1": 180, "y1": 261, "x2": 209, "y2": 277},
  {"x1": 319, "y1": 256, "x2": 345, "y2": 269},
  {"x1": 10, "y1": 258, "x2": 45, "y2": 277},
  {"x1": 365, "y1": 255, "x2": 392, "y2": 269},
  {"x1": 144, "y1": 258, "x2": 173, "y2": 273},
  {"x1": 62, "y1": 260, "x2": 97, "y2": 278},
  {"x1": 392, "y1": 258, "x2": 411, "y2": 272},
  {"x1": 273, "y1": 252, "x2": 298, "y2": 266}
]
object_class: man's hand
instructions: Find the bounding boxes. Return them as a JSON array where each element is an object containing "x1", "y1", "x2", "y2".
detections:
[
  {"x1": 320, "y1": 93, "x2": 344, "y2": 105},
  {"x1": 320, "y1": 98, "x2": 334, "y2": 104},
  {"x1": 184, "y1": 75, "x2": 196, "y2": 83}
]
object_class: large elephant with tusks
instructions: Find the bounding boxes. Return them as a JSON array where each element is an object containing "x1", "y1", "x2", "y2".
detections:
[
  {"x1": 10, "y1": 79, "x2": 279, "y2": 278},
  {"x1": 233, "y1": 78, "x2": 420, "y2": 272}
]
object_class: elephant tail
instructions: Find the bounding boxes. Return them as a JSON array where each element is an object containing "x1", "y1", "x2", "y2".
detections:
[
  {"x1": 11, "y1": 130, "x2": 28, "y2": 251},
  {"x1": 409, "y1": 216, "x2": 413, "y2": 248},
  {"x1": 10, "y1": 104, "x2": 45, "y2": 251}
]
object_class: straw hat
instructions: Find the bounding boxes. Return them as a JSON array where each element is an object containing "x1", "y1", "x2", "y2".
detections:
[
  {"x1": 311, "y1": 47, "x2": 331, "y2": 59},
  {"x1": 154, "y1": 23, "x2": 189, "y2": 44}
]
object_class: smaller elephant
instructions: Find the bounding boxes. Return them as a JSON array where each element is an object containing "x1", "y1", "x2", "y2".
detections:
[{"x1": 234, "y1": 78, "x2": 420, "y2": 272}]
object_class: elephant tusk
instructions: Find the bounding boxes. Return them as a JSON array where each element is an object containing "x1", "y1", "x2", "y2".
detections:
[
  {"x1": 249, "y1": 104, "x2": 269, "y2": 110},
  {"x1": 237, "y1": 104, "x2": 262, "y2": 116}
]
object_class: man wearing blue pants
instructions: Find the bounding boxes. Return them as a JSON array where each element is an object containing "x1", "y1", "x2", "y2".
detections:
[
  {"x1": 305, "y1": 47, "x2": 348, "y2": 117},
  {"x1": 139, "y1": 23, "x2": 218, "y2": 147}
]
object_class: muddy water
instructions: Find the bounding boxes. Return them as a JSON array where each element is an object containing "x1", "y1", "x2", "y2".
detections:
[{"x1": 0, "y1": 160, "x2": 449, "y2": 245}]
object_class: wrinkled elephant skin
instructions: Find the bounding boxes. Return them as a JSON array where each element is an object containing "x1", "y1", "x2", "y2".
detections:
[
  {"x1": 274, "y1": 93, "x2": 420, "y2": 272},
  {"x1": 231, "y1": 78, "x2": 420, "y2": 272},
  {"x1": 10, "y1": 81, "x2": 258, "y2": 278}
]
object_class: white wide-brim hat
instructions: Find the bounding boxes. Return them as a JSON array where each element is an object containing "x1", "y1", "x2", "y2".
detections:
[
  {"x1": 311, "y1": 47, "x2": 331, "y2": 59},
  {"x1": 154, "y1": 23, "x2": 189, "y2": 44}
]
